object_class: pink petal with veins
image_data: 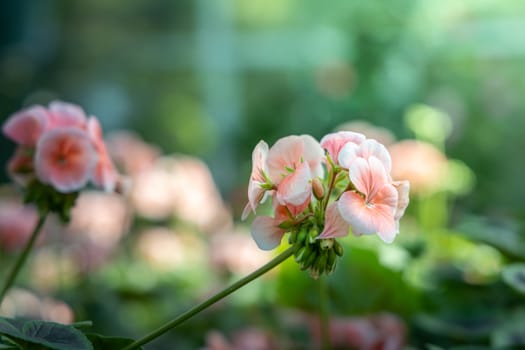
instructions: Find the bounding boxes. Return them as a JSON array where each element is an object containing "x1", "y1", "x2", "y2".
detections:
[
  {"x1": 318, "y1": 202, "x2": 350, "y2": 239},
  {"x1": 250, "y1": 216, "x2": 286, "y2": 250},
  {"x1": 276, "y1": 161, "x2": 312, "y2": 207}
]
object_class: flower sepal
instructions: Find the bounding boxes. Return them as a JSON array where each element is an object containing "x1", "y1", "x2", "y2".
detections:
[{"x1": 23, "y1": 180, "x2": 79, "y2": 223}]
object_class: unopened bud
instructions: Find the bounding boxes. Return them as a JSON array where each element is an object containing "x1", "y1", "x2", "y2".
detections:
[
  {"x1": 333, "y1": 240, "x2": 344, "y2": 256},
  {"x1": 296, "y1": 228, "x2": 308, "y2": 245},
  {"x1": 326, "y1": 250, "x2": 337, "y2": 273},
  {"x1": 308, "y1": 227, "x2": 319, "y2": 244},
  {"x1": 319, "y1": 238, "x2": 334, "y2": 250},
  {"x1": 312, "y1": 178, "x2": 324, "y2": 200}
]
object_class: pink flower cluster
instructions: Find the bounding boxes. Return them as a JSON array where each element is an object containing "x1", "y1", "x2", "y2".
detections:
[
  {"x1": 243, "y1": 132, "x2": 409, "y2": 252},
  {"x1": 3, "y1": 101, "x2": 118, "y2": 193}
]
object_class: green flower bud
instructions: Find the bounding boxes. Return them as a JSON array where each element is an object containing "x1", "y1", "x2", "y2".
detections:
[
  {"x1": 308, "y1": 227, "x2": 319, "y2": 244},
  {"x1": 333, "y1": 240, "x2": 344, "y2": 256},
  {"x1": 320, "y1": 238, "x2": 334, "y2": 250}
]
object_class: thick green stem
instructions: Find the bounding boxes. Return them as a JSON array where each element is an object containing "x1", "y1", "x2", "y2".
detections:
[
  {"x1": 121, "y1": 245, "x2": 298, "y2": 350},
  {"x1": 0, "y1": 211, "x2": 48, "y2": 305},
  {"x1": 319, "y1": 276, "x2": 331, "y2": 350}
]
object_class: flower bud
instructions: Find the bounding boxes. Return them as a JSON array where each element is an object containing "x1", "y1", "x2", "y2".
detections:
[
  {"x1": 312, "y1": 177, "x2": 324, "y2": 200},
  {"x1": 333, "y1": 240, "x2": 344, "y2": 256},
  {"x1": 320, "y1": 238, "x2": 334, "y2": 250}
]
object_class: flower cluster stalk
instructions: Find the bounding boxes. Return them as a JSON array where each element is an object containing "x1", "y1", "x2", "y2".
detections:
[{"x1": 0, "y1": 211, "x2": 48, "y2": 304}]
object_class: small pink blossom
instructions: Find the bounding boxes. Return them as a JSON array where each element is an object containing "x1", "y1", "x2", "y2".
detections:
[
  {"x1": 320, "y1": 131, "x2": 365, "y2": 165},
  {"x1": 87, "y1": 117, "x2": 118, "y2": 192},
  {"x1": 266, "y1": 135, "x2": 324, "y2": 183},
  {"x1": 338, "y1": 156, "x2": 399, "y2": 243},
  {"x1": 2, "y1": 105, "x2": 48, "y2": 147},
  {"x1": 35, "y1": 127, "x2": 97, "y2": 193}
]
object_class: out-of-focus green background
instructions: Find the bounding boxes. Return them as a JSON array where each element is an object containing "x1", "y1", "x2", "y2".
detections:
[{"x1": 1, "y1": 1, "x2": 525, "y2": 349}]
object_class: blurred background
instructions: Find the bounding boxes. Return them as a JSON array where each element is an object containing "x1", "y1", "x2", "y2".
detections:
[{"x1": 1, "y1": 0, "x2": 525, "y2": 349}]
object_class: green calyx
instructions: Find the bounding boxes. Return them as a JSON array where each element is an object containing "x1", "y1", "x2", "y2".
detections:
[
  {"x1": 288, "y1": 226, "x2": 344, "y2": 279},
  {"x1": 23, "y1": 181, "x2": 80, "y2": 223}
]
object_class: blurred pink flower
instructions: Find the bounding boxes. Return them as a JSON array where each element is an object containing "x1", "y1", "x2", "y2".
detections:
[
  {"x1": 106, "y1": 131, "x2": 160, "y2": 176},
  {"x1": 204, "y1": 328, "x2": 276, "y2": 350},
  {"x1": 388, "y1": 140, "x2": 447, "y2": 194},
  {"x1": 2, "y1": 105, "x2": 48, "y2": 147},
  {"x1": 308, "y1": 313, "x2": 406, "y2": 350},
  {"x1": 3, "y1": 101, "x2": 120, "y2": 194},
  {"x1": 0, "y1": 288, "x2": 74, "y2": 324},
  {"x1": 66, "y1": 191, "x2": 131, "y2": 271},
  {"x1": 0, "y1": 201, "x2": 40, "y2": 252},
  {"x1": 135, "y1": 227, "x2": 206, "y2": 271},
  {"x1": 35, "y1": 127, "x2": 97, "y2": 193},
  {"x1": 87, "y1": 117, "x2": 118, "y2": 192},
  {"x1": 209, "y1": 228, "x2": 271, "y2": 275},
  {"x1": 131, "y1": 155, "x2": 232, "y2": 233}
]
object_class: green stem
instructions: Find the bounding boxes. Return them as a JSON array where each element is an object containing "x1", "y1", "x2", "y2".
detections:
[
  {"x1": 121, "y1": 245, "x2": 298, "y2": 350},
  {"x1": 319, "y1": 276, "x2": 331, "y2": 350},
  {"x1": 0, "y1": 211, "x2": 48, "y2": 305}
]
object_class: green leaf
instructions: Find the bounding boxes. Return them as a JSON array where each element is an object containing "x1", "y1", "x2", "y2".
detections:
[
  {"x1": 0, "y1": 318, "x2": 93, "y2": 350},
  {"x1": 491, "y1": 308, "x2": 525, "y2": 347},
  {"x1": 502, "y1": 264, "x2": 525, "y2": 295},
  {"x1": 85, "y1": 333, "x2": 142, "y2": 350},
  {"x1": 455, "y1": 216, "x2": 525, "y2": 259}
]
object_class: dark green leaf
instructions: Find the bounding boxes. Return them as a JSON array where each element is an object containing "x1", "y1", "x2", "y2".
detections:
[
  {"x1": 502, "y1": 264, "x2": 525, "y2": 295},
  {"x1": 85, "y1": 333, "x2": 141, "y2": 350},
  {"x1": 0, "y1": 318, "x2": 92, "y2": 350}
]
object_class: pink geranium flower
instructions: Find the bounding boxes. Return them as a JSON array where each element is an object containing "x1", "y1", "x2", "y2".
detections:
[
  {"x1": 338, "y1": 156, "x2": 399, "y2": 243},
  {"x1": 35, "y1": 127, "x2": 97, "y2": 193},
  {"x1": 2, "y1": 105, "x2": 49, "y2": 147},
  {"x1": 87, "y1": 117, "x2": 118, "y2": 192},
  {"x1": 320, "y1": 131, "x2": 365, "y2": 166},
  {"x1": 266, "y1": 135, "x2": 324, "y2": 209},
  {"x1": 242, "y1": 140, "x2": 270, "y2": 220}
]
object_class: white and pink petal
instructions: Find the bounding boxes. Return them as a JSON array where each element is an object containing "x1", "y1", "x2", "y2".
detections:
[{"x1": 250, "y1": 216, "x2": 286, "y2": 250}]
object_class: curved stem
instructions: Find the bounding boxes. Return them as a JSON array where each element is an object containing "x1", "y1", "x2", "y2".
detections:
[
  {"x1": 121, "y1": 245, "x2": 298, "y2": 350},
  {"x1": 0, "y1": 211, "x2": 48, "y2": 304}
]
